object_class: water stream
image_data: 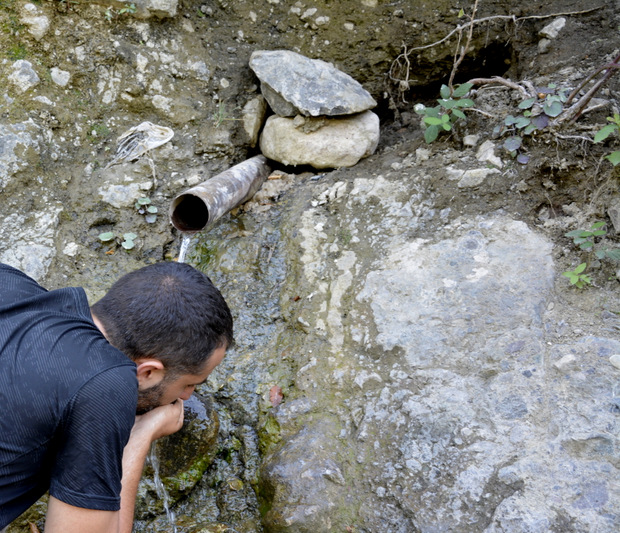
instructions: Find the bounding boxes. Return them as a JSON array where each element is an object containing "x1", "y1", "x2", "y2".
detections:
[
  {"x1": 177, "y1": 235, "x2": 191, "y2": 264},
  {"x1": 148, "y1": 442, "x2": 177, "y2": 533},
  {"x1": 146, "y1": 236, "x2": 191, "y2": 533}
]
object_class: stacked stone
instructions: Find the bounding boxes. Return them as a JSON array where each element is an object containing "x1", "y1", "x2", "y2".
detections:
[{"x1": 249, "y1": 50, "x2": 380, "y2": 169}]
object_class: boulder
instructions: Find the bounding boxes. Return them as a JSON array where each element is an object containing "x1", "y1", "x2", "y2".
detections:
[
  {"x1": 259, "y1": 111, "x2": 380, "y2": 169},
  {"x1": 249, "y1": 49, "x2": 377, "y2": 117}
]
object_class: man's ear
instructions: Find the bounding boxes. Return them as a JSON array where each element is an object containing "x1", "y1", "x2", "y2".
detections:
[{"x1": 135, "y1": 358, "x2": 165, "y2": 389}]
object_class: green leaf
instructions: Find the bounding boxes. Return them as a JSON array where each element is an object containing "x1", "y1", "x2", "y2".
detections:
[
  {"x1": 505, "y1": 115, "x2": 518, "y2": 126},
  {"x1": 424, "y1": 116, "x2": 444, "y2": 126},
  {"x1": 562, "y1": 271, "x2": 577, "y2": 283},
  {"x1": 98, "y1": 231, "x2": 115, "y2": 242},
  {"x1": 595, "y1": 250, "x2": 606, "y2": 259},
  {"x1": 503, "y1": 136, "x2": 522, "y2": 152},
  {"x1": 524, "y1": 124, "x2": 537, "y2": 135},
  {"x1": 452, "y1": 109, "x2": 466, "y2": 120},
  {"x1": 543, "y1": 100, "x2": 563, "y2": 117},
  {"x1": 440, "y1": 84, "x2": 451, "y2": 100},
  {"x1": 454, "y1": 98, "x2": 474, "y2": 108},
  {"x1": 147, "y1": 206, "x2": 158, "y2": 214},
  {"x1": 121, "y1": 240, "x2": 135, "y2": 250},
  {"x1": 424, "y1": 106, "x2": 441, "y2": 118},
  {"x1": 515, "y1": 116, "x2": 531, "y2": 129},
  {"x1": 145, "y1": 214, "x2": 157, "y2": 224},
  {"x1": 579, "y1": 241, "x2": 593, "y2": 249},
  {"x1": 605, "y1": 249, "x2": 620, "y2": 261},
  {"x1": 594, "y1": 124, "x2": 617, "y2": 143},
  {"x1": 518, "y1": 98, "x2": 536, "y2": 110},
  {"x1": 424, "y1": 124, "x2": 439, "y2": 143},
  {"x1": 438, "y1": 98, "x2": 456, "y2": 109},
  {"x1": 137, "y1": 197, "x2": 151, "y2": 205},
  {"x1": 591, "y1": 221, "x2": 606, "y2": 229},
  {"x1": 565, "y1": 229, "x2": 586, "y2": 238},
  {"x1": 606, "y1": 151, "x2": 620, "y2": 166},
  {"x1": 592, "y1": 230, "x2": 607, "y2": 237},
  {"x1": 574, "y1": 262, "x2": 587, "y2": 274},
  {"x1": 442, "y1": 122, "x2": 452, "y2": 131},
  {"x1": 458, "y1": 8, "x2": 465, "y2": 17},
  {"x1": 123, "y1": 232, "x2": 138, "y2": 240},
  {"x1": 452, "y1": 83, "x2": 473, "y2": 98}
]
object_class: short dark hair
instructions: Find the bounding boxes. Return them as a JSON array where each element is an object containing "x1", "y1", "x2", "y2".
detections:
[{"x1": 91, "y1": 262, "x2": 233, "y2": 375}]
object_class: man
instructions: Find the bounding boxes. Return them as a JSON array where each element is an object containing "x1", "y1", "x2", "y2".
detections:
[{"x1": 0, "y1": 261, "x2": 233, "y2": 532}]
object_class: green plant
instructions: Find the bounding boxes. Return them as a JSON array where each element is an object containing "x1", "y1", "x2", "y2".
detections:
[
  {"x1": 135, "y1": 197, "x2": 158, "y2": 223},
  {"x1": 104, "y1": 2, "x2": 136, "y2": 21},
  {"x1": 414, "y1": 82, "x2": 474, "y2": 143},
  {"x1": 118, "y1": 3, "x2": 136, "y2": 15},
  {"x1": 494, "y1": 83, "x2": 570, "y2": 164},
  {"x1": 594, "y1": 113, "x2": 620, "y2": 166},
  {"x1": 212, "y1": 102, "x2": 242, "y2": 128},
  {"x1": 562, "y1": 263, "x2": 592, "y2": 288},
  {"x1": 98, "y1": 231, "x2": 137, "y2": 250},
  {"x1": 565, "y1": 221, "x2": 620, "y2": 261}
]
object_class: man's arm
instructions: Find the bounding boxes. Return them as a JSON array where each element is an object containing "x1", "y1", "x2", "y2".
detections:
[{"x1": 44, "y1": 400, "x2": 184, "y2": 533}]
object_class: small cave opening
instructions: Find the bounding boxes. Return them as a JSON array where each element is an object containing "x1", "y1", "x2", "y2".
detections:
[{"x1": 378, "y1": 39, "x2": 515, "y2": 121}]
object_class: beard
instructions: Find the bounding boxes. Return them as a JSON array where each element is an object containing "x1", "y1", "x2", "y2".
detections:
[{"x1": 136, "y1": 381, "x2": 165, "y2": 414}]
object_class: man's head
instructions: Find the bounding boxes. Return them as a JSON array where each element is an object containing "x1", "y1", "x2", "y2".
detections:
[{"x1": 91, "y1": 262, "x2": 233, "y2": 410}]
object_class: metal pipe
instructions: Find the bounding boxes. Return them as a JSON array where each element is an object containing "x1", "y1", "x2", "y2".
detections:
[{"x1": 169, "y1": 155, "x2": 271, "y2": 233}]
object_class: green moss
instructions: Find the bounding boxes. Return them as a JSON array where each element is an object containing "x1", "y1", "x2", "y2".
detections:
[{"x1": 258, "y1": 414, "x2": 281, "y2": 455}]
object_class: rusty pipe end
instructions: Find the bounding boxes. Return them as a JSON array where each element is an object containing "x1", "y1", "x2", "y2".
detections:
[{"x1": 169, "y1": 194, "x2": 210, "y2": 233}]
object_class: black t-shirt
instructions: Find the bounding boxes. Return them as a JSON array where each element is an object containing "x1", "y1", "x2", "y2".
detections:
[{"x1": 0, "y1": 263, "x2": 138, "y2": 527}]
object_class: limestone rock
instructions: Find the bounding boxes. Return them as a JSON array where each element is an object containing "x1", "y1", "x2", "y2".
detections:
[
  {"x1": 20, "y1": 3, "x2": 50, "y2": 41},
  {"x1": 259, "y1": 110, "x2": 380, "y2": 169},
  {"x1": 242, "y1": 95, "x2": 267, "y2": 147},
  {"x1": 50, "y1": 67, "x2": 71, "y2": 87},
  {"x1": 8, "y1": 60, "x2": 40, "y2": 94},
  {"x1": 249, "y1": 49, "x2": 377, "y2": 117}
]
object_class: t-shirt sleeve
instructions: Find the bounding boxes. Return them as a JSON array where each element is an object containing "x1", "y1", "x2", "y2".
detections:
[{"x1": 49, "y1": 365, "x2": 137, "y2": 511}]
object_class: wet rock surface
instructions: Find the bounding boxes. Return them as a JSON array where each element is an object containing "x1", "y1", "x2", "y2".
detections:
[{"x1": 1, "y1": 0, "x2": 620, "y2": 532}]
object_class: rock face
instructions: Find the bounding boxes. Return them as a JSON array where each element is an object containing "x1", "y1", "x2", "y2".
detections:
[
  {"x1": 135, "y1": 394, "x2": 219, "y2": 519},
  {"x1": 259, "y1": 111, "x2": 380, "y2": 168},
  {"x1": 249, "y1": 50, "x2": 377, "y2": 118}
]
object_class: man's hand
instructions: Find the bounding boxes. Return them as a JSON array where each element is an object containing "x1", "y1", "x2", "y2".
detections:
[{"x1": 132, "y1": 399, "x2": 184, "y2": 442}]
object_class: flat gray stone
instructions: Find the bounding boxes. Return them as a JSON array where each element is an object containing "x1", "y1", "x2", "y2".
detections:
[{"x1": 249, "y1": 49, "x2": 377, "y2": 117}]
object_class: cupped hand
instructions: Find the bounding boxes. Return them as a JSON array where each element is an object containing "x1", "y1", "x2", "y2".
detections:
[{"x1": 132, "y1": 399, "x2": 184, "y2": 442}]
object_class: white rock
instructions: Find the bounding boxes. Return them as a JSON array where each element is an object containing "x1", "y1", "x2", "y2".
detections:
[
  {"x1": 50, "y1": 67, "x2": 71, "y2": 87},
  {"x1": 8, "y1": 60, "x2": 40, "y2": 94},
  {"x1": 20, "y1": 3, "x2": 50, "y2": 41},
  {"x1": 259, "y1": 111, "x2": 380, "y2": 169},
  {"x1": 610, "y1": 354, "x2": 620, "y2": 370},
  {"x1": 242, "y1": 96, "x2": 267, "y2": 148},
  {"x1": 539, "y1": 17, "x2": 566, "y2": 39},
  {"x1": 476, "y1": 140, "x2": 503, "y2": 168}
]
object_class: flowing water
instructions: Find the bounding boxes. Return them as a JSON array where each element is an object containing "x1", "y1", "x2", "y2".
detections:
[
  {"x1": 148, "y1": 442, "x2": 177, "y2": 533},
  {"x1": 144, "y1": 235, "x2": 192, "y2": 532},
  {"x1": 177, "y1": 235, "x2": 191, "y2": 264}
]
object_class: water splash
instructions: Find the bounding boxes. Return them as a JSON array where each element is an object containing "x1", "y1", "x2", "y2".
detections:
[
  {"x1": 177, "y1": 235, "x2": 191, "y2": 263},
  {"x1": 149, "y1": 442, "x2": 177, "y2": 533}
]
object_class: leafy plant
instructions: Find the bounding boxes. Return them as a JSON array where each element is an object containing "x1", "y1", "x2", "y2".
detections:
[
  {"x1": 562, "y1": 263, "x2": 591, "y2": 289},
  {"x1": 104, "y1": 2, "x2": 136, "y2": 21},
  {"x1": 594, "y1": 113, "x2": 620, "y2": 166},
  {"x1": 98, "y1": 231, "x2": 137, "y2": 251},
  {"x1": 495, "y1": 84, "x2": 570, "y2": 164},
  {"x1": 135, "y1": 197, "x2": 158, "y2": 223},
  {"x1": 121, "y1": 232, "x2": 137, "y2": 250},
  {"x1": 414, "y1": 82, "x2": 474, "y2": 143},
  {"x1": 565, "y1": 221, "x2": 620, "y2": 261},
  {"x1": 98, "y1": 231, "x2": 115, "y2": 243}
]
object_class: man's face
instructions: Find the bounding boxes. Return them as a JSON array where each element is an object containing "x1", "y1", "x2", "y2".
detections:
[{"x1": 136, "y1": 345, "x2": 226, "y2": 414}]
